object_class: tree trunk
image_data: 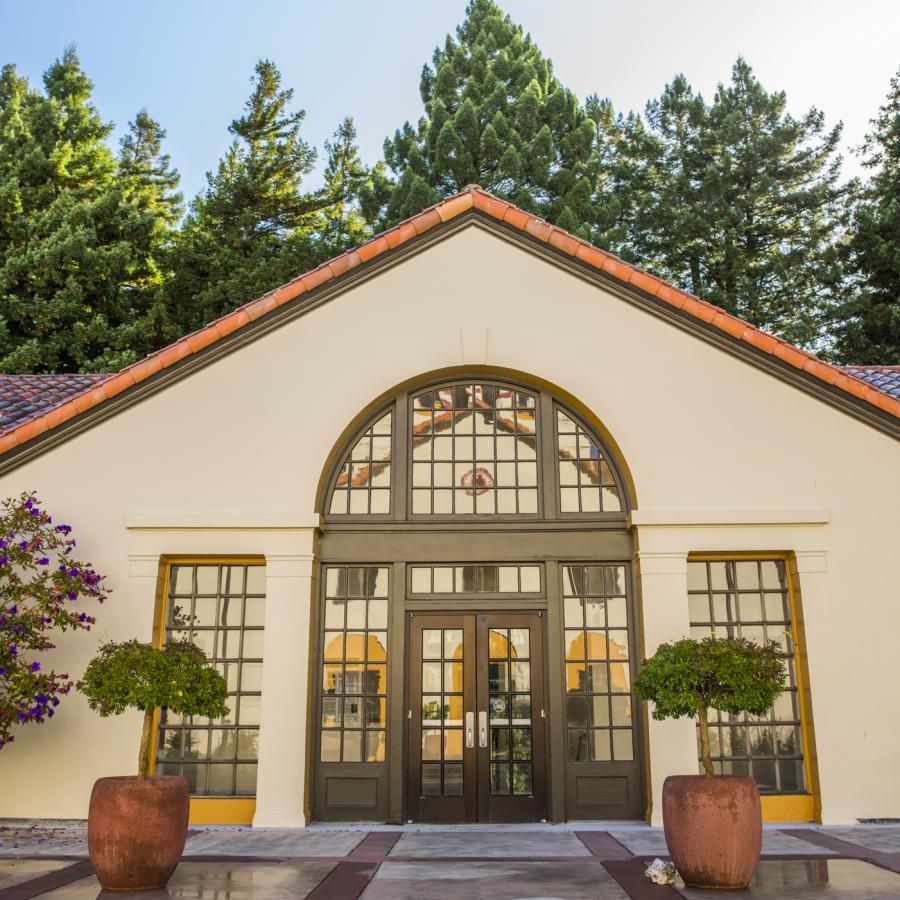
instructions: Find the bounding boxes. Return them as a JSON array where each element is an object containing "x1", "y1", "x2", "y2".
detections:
[
  {"x1": 698, "y1": 705, "x2": 714, "y2": 778},
  {"x1": 138, "y1": 707, "x2": 155, "y2": 779}
]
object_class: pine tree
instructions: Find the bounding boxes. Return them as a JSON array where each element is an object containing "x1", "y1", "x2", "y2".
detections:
[
  {"x1": 378, "y1": 0, "x2": 606, "y2": 237},
  {"x1": 0, "y1": 49, "x2": 180, "y2": 372},
  {"x1": 619, "y1": 60, "x2": 846, "y2": 348},
  {"x1": 166, "y1": 60, "x2": 320, "y2": 333},
  {"x1": 830, "y1": 69, "x2": 900, "y2": 363},
  {"x1": 314, "y1": 117, "x2": 382, "y2": 255}
]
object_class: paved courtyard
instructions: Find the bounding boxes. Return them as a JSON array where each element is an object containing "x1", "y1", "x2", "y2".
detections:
[{"x1": 2, "y1": 824, "x2": 900, "y2": 899}]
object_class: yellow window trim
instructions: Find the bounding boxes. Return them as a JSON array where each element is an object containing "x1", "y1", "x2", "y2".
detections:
[
  {"x1": 190, "y1": 798, "x2": 256, "y2": 825},
  {"x1": 687, "y1": 552, "x2": 820, "y2": 823},
  {"x1": 761, "y1": 794, "x2": 815, "y2": 823}
]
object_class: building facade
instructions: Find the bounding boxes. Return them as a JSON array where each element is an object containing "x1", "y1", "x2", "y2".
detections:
[{"x1": 0, "y1": 189, "x2": 898, "y2": 828}]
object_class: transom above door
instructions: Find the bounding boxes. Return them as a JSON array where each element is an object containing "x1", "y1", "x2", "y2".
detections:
[
  {"x1": 407, "y1": 612, "x2": 547, "y2": 823},
  {"x1": 324, "y1": 378, "x2": 629, "y2": 523}
]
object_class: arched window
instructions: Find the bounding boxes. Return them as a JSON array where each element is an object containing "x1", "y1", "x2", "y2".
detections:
[{"x1": 324, "y1": 379, "x2": 627, "y2": 520}]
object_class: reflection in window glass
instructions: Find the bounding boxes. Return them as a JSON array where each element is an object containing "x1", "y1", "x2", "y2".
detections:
[
  {"x1": 687, "y1": 559, "x2": 805, "y2": 793},
  {"x1": 557, "y1": 410, "x2": 620, "y2": 513},
  {"x1": 409, "y1": 564, "x2": 542, "y2": 594},
  {"x1": 329, "y1": 413, "x2": 392, "y2": 515},
  {"x1": 562, "y1": 565, "x2": 633, "y2": 763},
  {"x1": 320, "y1": 567, "x2": 389, "y2": 763},
  {"x1": 155, "y1": 563, "x2": 265, "y2": 796},
  {"x1": 411, "y1": 384, "x2": 538, "y2": 515}
]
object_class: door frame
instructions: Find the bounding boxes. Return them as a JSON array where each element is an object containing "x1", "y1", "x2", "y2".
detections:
[{"x1": 404, "y1": 609, "x2": 550, "y2": 824}]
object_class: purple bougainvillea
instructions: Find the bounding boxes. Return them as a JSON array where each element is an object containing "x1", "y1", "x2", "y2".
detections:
[{"x1": 0, "y1": 492, "x2": 111, "y2": 748}]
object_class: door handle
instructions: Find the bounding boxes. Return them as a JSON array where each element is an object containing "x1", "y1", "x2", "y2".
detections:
[
  {"x1": 478, "y1": 710, "x2": 488, "y2": 748},
  {"x1": 465, "y1": 711, "x2": 475, "y2": 749}
]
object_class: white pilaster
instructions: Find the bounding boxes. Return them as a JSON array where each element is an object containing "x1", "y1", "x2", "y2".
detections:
[
  {"x1": 634, "y1": 550, "x2": 698, "y2": 825},
  {"x1": 252, "y1": 540, "x2": 317, "y2": 827}
]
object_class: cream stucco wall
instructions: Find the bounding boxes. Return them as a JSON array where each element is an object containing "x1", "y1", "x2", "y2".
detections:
[{"x1": 0, "y1": 223, "x2": 897, "y2": 824}]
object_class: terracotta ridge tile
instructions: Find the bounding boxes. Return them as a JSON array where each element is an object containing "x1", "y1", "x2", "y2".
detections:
[
  {"x1": 473, "y1": 192, "x2": 510, "y2": 220},
  {"x1": 524, "y1": 216, "x2": 553, "y2": 242},
  {"x1": 437, "y1": 193, "x2": 474, "y2": 221},
  {"x1": 547, "y1": 228, "x2": 580, "y2": 256},
  {"x1": 302, "y1": 266, "x2": 334, "y2": 292},
  {"x1": 412, "y1": 208, "x2": 443, "y2": 235}
]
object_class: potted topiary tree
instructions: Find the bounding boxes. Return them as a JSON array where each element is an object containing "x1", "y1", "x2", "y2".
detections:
[
  {"x1": 633, "y1": 636, "x2": 786, "y2": 889},
  {"x1": 78, "y1": 639, "x2": 228, "y2": 892}
]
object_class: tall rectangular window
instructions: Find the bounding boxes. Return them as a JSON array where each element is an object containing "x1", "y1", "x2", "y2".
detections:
[
  {"x1": 562, "y1": 564, "x2": 635, "y2": 762},
  {"x1": 687, "y1": 558, "x2": 805, "y2": 793},
  {"x1": 320, "y1": 566, "x2": 389, "y2": 763},
  {"x1": 155, "y1": 562, "x2": 265, "y2": 795}
]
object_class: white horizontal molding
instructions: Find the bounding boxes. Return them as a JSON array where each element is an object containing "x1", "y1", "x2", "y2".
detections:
[
  {"x1": 629, "y1": 509, "x2": 829, "y2": 528},
  {"x1": 126, "y1": 511, "x2": 321, "y2": 530},
  {"x1": 265, "y1": 554, "x2": 317, "y2": 579}
]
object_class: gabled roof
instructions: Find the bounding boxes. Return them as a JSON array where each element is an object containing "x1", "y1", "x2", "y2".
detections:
[
  {"x1": 843, "y1": 366, "x2": 900, "y2": 400},
  {"x1": 0, "y1": 186, "x2": 898, "y2": 462}
]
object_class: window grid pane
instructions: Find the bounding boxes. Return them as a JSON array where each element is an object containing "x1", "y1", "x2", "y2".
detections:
[
  {"x1": 562, "y1": 564, "x2": 633, "y2": 762},
  {"x1": 411, "y1": 383, "x2": 538, "y2": 516},
  {"x1": 320, "y1": 566, "x2": 389, "y2": 763},
  {"x1": 156, "y1": 564, "x2": 265, "y2": 796},
  {"x1": 557, "y1": 410, "x2": 621, "y2": 513},
  {"x1": 422, "y1": 627, "x2": 466, "y2": 796},
  {"x1": 409, "y1": 564, "x2": 542, "y2": 595},
  {"x1": 329, "y1": 412, "x2": 392, "y2": 516},
  {"x1": 687, "y1": 559, "x2": 805, "y2": 794}
]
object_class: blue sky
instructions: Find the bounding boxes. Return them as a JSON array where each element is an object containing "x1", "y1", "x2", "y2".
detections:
[{"x1": 3, "y1": 1, "x2": 898, "y2": 203}]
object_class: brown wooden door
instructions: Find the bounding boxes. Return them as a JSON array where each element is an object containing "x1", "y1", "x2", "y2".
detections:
[{"x1": 407, "y1": 612, "x2": 547, "y2": 823}]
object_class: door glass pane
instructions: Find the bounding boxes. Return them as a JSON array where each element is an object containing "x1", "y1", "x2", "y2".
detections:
[
  {"x1": 422, "y1": 662, "x2": 441, "y2": 693},
  {"x1": 491, "y1": 762, "x2": 510, "y2": 795},
  {"x1": 510, "y1": 661, "x2": 531, "y2": 691},
  {"x1": 444, "y1": 629, "x2": 464, "y2": 659},
  {"x1": 422, "y1": 763, "x2": 441, "y2": 796},
  {"x1": 512, "y1": 727, "x2": 532, "y2": 760},
  {"x1": 489, "y1": 629, "x2": 509, "y2": 658},
  {"x1": 489, "y1": 695, "x2": 509, "y2": 722},
  {"x1": 444, "y1": 764, "x2": 464, "y2": 796},
  {"x1": 512, "y1": 764, "x2": 533, "y2": 795},
  {"x1": 488, "y1": 662, "x2": 509, "y2": 692},
  {"x1": 422, "y1": 729, "x2": 442, "y2": 760},
  {"x1": 422, "y1": 629, "x2": 442, "y2": 660}
]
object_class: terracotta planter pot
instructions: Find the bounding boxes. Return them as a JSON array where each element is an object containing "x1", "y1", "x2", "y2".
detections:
[
  {"x1": 88, "y1": 775, "x2": 189, "y2": 892},
  {"x1": 662, "y1": 774, "x2": 762, "y2": 889}
]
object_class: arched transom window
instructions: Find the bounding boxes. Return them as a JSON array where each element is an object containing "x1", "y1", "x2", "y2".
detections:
[{"x1": 326, "y1": 379, "x2": 626, "y2": 520}]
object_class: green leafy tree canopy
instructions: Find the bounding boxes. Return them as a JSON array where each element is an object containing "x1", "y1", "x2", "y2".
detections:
[
  {"x1": 379, "y1": 0, "x2": 606, "y2": 237},
  {"x1": 830, "y1": 67, "x2": 900, "y2": 364},
  {"x1": 0, "y1": 49, "x2": 181, "y2": 373},
  {"x1": 633, "y1": 636, "x2": 786, "y2": 779},
  {"x1": 166, "y1": 59, "x2": 321, "y2": 333},
  {"x1": 78, "y1": 639, "x2": 228, "y2": 778}
]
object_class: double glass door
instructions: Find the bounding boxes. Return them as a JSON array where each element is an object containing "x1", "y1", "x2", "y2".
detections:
[{"x1": 407, "y1": 612, "x2": 547, "y2": 822}]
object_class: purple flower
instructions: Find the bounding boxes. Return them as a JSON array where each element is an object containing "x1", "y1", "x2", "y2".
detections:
[
  {"x1": 31, "y1": 661, "x2": 40, "y2": 672},
  {"x1": 54, "y1": 525, "x2": 72, "y2": 536},
  {"x1": 37, "y1": 557, "x2": 49, "y2": 566}
]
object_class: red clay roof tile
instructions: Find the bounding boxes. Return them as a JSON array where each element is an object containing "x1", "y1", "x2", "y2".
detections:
[
  {"x1": 548, "y1": 229, "x2": 580, "y2": 257},
  {"x1": 0, "y1": 187, "x2": 896, "y2": 456}
]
